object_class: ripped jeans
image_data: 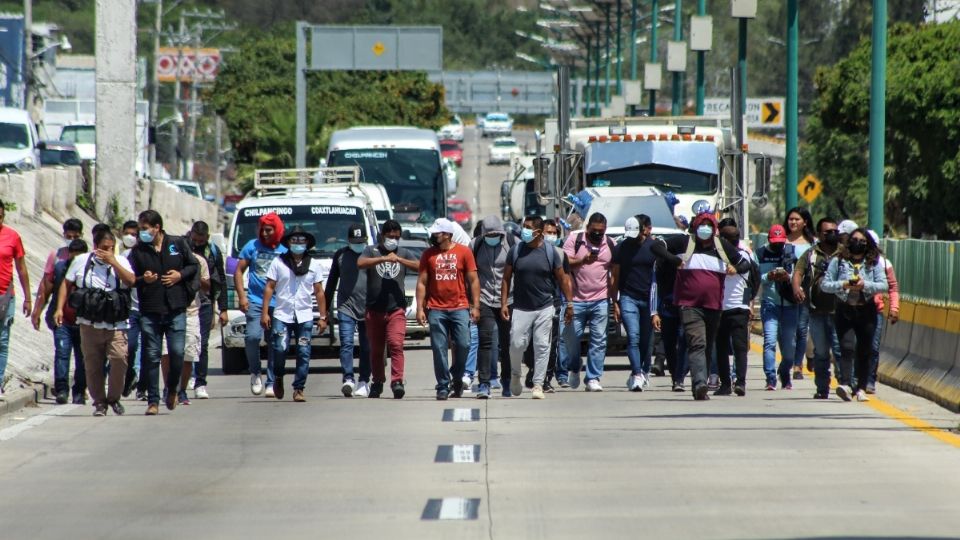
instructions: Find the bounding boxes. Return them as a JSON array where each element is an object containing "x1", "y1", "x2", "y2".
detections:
[{"x1": 270, "y1": 318, "x2": 314, "y2": 390}]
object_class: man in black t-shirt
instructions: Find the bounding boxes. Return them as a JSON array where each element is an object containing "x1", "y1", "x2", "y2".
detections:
[{"x1": 358, "y1": 220, "x2": 419, "y2": 399}]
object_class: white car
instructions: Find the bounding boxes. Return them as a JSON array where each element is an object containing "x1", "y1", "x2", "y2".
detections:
[
  {"x1": 481, "y1": 112, "x2": 513, "y2": 138},
  {"x1": 0, "y1": 107, "x2": 41, "y2": 171},
  {"x1": 438, "y1": 115, "x2": 464, "y2": 142},
  {"x1": 488, "y1": 137, "x2": 520, "y2": 165}
]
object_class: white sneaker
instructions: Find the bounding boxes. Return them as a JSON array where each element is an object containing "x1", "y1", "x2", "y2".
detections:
[
  {"x1": 641, "y1": 373, "x2": 650, "y2": 389},
  {"x1": 585, "y1": 379, "x2": 603, "y2": 392},
  {"x1": 187, "y1": 377, "x2": 196, "y2": 390},
  {"x1": 250, "y1": 374, "x2": 264, "y2": 396},
  {"x1": 855, "y1": 389, "x2": 870, "y2": 402},
  {"x1": 628, "y1": 375, "x2": 645, "y2": 392},
  {"x1": 461, "y1": 375, "x2": 473, "y2": 391},
  {"x1": 510, "y1": 373, "x2": 523, "y2": 397},
  {"x1": 532, "y1": 385, "x2": 545, "y2": 400},
  {"x1": 570, "y1": 369, "x2": 582, "y2": 390},
  {"x1": 627, "y1": 375, "x2": 637, "y2": 391},
  {"x1": 194, "y1": 386, "x2": 209, "y2": 399},
  {"x1": 265, "y1": 385, "x2": 276, "y2": 398},
  {"x1": 836, "y1": 385, "x2": 852, "y2": 402},
  {"x1": 341, "y1": 380, "x2": 356, "y2": 397},
  {"x1": 354, "y1": 381, "x2": 370, "y2": 398}
]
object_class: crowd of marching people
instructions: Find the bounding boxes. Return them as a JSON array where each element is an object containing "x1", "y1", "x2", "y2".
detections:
[{"x1": 0, "y1": 196, "x2": 898, "y2": 415}]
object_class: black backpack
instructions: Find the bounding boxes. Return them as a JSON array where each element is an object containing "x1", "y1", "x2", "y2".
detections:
[
  {"x1": 775, "y1": 244, "x2": 801, "y2": 304},
  {"x1": 745, "y1": 257, "x2": 762, "y2": 303}
]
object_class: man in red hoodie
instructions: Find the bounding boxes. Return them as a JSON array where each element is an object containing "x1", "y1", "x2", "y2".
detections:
[
  {"x1": 234, "y1": 213, "x2": 287, "y2": 397},
  {"x1": 661, "y1": 212, "x2": 751, "y2": 400}
]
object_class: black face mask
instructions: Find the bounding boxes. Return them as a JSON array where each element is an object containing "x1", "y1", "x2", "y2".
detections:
[
  {"x1": 429, "y1": 234, "x2": 442, "y2": 247},
  {"x1": 769, "y1": 242, "x2": 784, "y2": 254},
  {"x1": 821, "y1": 230, "x2": 838, "y2": 246},
  {"x1": 588, "y1": 230, "x2": 604, "y2": 243},
  {"x1": 848, "y1": 240, "x2": 867, "y2": 255}
]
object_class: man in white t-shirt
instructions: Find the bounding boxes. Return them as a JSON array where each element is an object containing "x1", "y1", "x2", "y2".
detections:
[
  {"x1": 260, "y1": 227, "x2": 328, "y2": 402},
  {"x1": 715, "y1": 218, "x2": 753, "y2": 397},
  {"x1": 161, "y1": 255, "x2": 209, "y2": 406}
]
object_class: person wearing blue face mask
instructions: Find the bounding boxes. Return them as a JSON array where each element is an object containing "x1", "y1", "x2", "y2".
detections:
[
  {"x1": 325, "y1": 224, "x2": 373, "y2": 398},
  {"x1": 260, "y1": 227, "x2": 328, "y2": 402}
]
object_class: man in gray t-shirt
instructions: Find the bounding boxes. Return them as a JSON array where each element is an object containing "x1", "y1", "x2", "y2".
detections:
[
  {"x1": 324, "y1": 224, "x2": 371, "y2": 398},
  {"x1": 469, "y1": 216, "x2": 514, "y2": 398}
]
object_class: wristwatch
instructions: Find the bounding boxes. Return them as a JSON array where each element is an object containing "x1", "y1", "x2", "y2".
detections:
[{"x1": 318, "y1": 315, "x2": 327, "y2": 321}]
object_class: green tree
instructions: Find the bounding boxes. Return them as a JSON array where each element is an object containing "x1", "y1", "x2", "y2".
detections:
[{"x1": 804, "y1": 20, "x2": 960, "y2": 238}]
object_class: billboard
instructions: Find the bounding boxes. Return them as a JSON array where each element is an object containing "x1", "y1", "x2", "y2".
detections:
[
  {"x1": 156, "y1": 47, "x2": 221, "y2": 83},
  {"x1": 0, "y1": 16, "x2": 25, "y2": 108}
]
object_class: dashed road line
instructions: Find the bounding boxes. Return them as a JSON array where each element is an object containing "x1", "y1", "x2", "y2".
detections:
[
  {"x1": 442, "y1": 408, "x2": 480, "y2": 422},
  {"x1": 435, "y1": 444, "x2": 481, "y2": 463},
  {"x1": 421, "y1": 498, "x2": 481, "y2": 520}
]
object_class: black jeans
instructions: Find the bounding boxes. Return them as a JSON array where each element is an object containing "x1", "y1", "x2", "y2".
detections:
[
  {"x1": 834, "y1": 302, "x2": 877, "y2": 392},
  {"x1": 716, "y1": 308, "x2": 750, "y2": 387},
  {"x1": 478, "y1": 303, "x2": 511, "y2": 385},
  {"x1": 660, "y1": 303, "x2": 687, "y2": 385},
  {"x1": 681, "y1": 306, "x2": 722, "y2": 392},
  {"x1": 195, "y1": 303, "x2": 214, "y2": 387}
]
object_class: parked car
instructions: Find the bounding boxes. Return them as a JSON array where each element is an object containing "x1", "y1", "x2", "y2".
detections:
[
  {"x1": 481, "y1": 112, "x2": 513, "y2": 138},
  {"x1": 59, "y1": 123, "x2": 96, "y2": 161},
  {"x1": 447, "y1": 197, "x2": 473, "y2": 230},
  {"x1": 439, "y1": 139, "x2": 463, "y2": 167},
  {"x1": 163, "y1": 179, "x2": 204, "y2": 199},
  {"x1": 38, "y1": 140, "x2": 81, "y2": 167},
  {"x1": 488, "y1": 137, "x2": 520, "y2": 165},
  {"x1": 400, "y1": 237, "x2": 430, "y2": 339},
  {"x1": 0, "y1": 107, "x2": 41, "y2": 171},
  {"x1": 438, "y1": 115, "x2": 464, "y2": 142}
]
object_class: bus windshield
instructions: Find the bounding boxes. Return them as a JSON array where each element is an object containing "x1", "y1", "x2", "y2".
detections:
[
  {"x1": 231, "y1": 204, "x2": 367, "y2": 257},
  {"x1": 327, "y1": 148, "x2": 444, "y2": 224},
  {"x1": 587, "y1": 165, "x2": 717, "y2": 195}
]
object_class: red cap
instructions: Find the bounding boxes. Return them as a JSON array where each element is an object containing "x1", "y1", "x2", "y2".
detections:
[{"x1": 768, "y1": 224, "x2": 787, "y2": 244}]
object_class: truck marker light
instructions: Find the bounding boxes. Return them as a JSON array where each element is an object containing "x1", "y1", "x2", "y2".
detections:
[
  {"x1": 671, "y1": 134, "x2": 680, "y2": 141},
  {"x1": 599, "y1": 135, "x2": 609, "y2": 143}
]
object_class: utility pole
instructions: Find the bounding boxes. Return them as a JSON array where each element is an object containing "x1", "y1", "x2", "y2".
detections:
[
  {"x1": 738, "y1": 18, "x2": 747, "y2": 114},
  {"x1": 149, "y1": 0, "x2": 162, "y2": 178},
  {"x1": 185, "y1": 28, "x2": 201, "y2": 181},
  {"x1": 585, "y1": 33, "x2": 593, "y2": 116},
  {"x1": 615, "y1": 0, "x2": 623, "y2": 96},
  {"x1": 648, "y1": 0, "x2": 659, "y2": 116},
  {"x1": 594, "y1": 21, "x2": 602, "y2": 115},
  {"x1": 695, "y1": 0, "x2": 706, "y2": 114},
  {"x1": 604, "y1": 4, "x2": 612, "y2": 107},
  {"x1": 671, "y1": 0, "x2": 682, "y2": 116},
  {"x1": 23, "y1": 0, "x2": 31, "y2": 112},
  {"x1": 171, "y1": 14, "x2": 184, "y2": 178},
  {"x1": 629, "y1": 0, "x2": 638, "y2": 81},
  {"x1": 214, "y1": 115, "x2": 223, "y2": 207},
  {"x1": 785, "y1": 0, "x2": 799, "y2": 210},
  {"x1": 868, "y1": 0, "x2": 887, "y2": 234}
]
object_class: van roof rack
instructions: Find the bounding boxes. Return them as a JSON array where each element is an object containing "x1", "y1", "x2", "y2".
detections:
[{"x1": 253, "y1": 167, "x2": 361, "y2": 194}]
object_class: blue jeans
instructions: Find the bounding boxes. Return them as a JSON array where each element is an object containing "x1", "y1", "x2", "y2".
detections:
[
  {"x1": 555, "y1": 303, "x2": 578, "y2": 383},
  {"x1": 428, "y1": 309, "x2": 470, "y2": 392},
  {"x1": 127, "y1": 310, "x2": 141, "y2": 378},
  {"x1": 761, "y1": 301, "x2": 799, "y2": 386},
  {"x1": 140, "y1": 310, "x2": 187, "y2": 405},
  {"x1": 193, "y1": 303, "x2": 214, "y2": 387},
  {"x1": 271, "y1": 318, "x2": 313, "y2": 390},
  {"x1": 570, "y1": 300, "x2": 609, "y2": 382},
  {"x1": 0, "y1": 297, "x2": 14, "y2": 385},
  {"x1": 809, "y1": 312, "x2": 842, "y2": 395},
  {"x1": 54, "y1": 324, "x2": 85, "y2": 397},
  {"x1": 869, "y1": 312, "x2": 884, "y2": 388},
  {"x1": 794, "y1": 303, "x2": 810, "y2": 370},
  {"x1": 244, "y1": 302, "x2": 275, "y2": 385},
  {"x1": 338, "y1": 313, "x2": 370, "y2": 383},
  {"x1": 619, "y1": 294, "x2": 653, "y2": 376},
  {"x1": 465, "y1": 321, "x2": 478, "y2": 378}
]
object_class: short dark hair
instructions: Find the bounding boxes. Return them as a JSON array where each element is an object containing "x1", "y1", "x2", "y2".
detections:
[
  {"x1": 718, "y1": 217, "x2": 738, "y2": 229},
  {"x1": 138, "y1": 210, "x2": 163, "y2": 229},
  {"x1": 636, "y1": 214, "x2": 652, "y2": 228},
  {"x1": 93, "y1": 228, "x2": 115, "y2": 247},
  {"x1": 816, "y1": 217, "x2": 837, "y2": 233},
  {"x1": 587, "y1": 212, "x2": 607, "y2": 226},
  {"x1": 191, "y1": 221, "x2": 210, "y2": 236},
  {"x1": 542, "y1": 218, "x2": 559, "y2": 231},
  {"x1": 122, "y1": 220, "x2": 138, "y2": 231},
  {"x1": 91, "y1": 223, "x2": 111, "y2": 239},
  {"x1": 68, "y1": 239, "x2": 88, "y2": 253},
  {"x1": 381, "y1": 219, "x2": 402, "y2": 235},
  {"x1": 63, "y1": 218, "x2": 83, "y2": 234},
  {"x1": 523, "y1": 215, "x2": 544, "y2": 230}
]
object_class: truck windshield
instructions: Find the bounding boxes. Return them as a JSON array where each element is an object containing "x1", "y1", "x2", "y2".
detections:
[
  {"x1": 0, "y1": 123, "x2": 30, "y2": 149},
  {"x1": 60, "y1": 126, "x2": 96, "y2": 145},
  {"x1": 231, "y1": 204, "x2": 366, "y2": 257},
  {"x1": 327, "y1": 148, "x2": 444, "y2": 224},
  {"x1": 587, "y1": 165, "x2": 717, "y2": 194}
]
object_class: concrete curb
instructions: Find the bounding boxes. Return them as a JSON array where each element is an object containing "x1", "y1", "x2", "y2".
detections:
[{"x1": 0, "y1": 386, "x2": 40, "y2": 418}]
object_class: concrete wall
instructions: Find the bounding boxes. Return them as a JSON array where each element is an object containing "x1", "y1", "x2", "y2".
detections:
[{"x1": 139, "y1": 179, "x2": 219, "y2": 235}]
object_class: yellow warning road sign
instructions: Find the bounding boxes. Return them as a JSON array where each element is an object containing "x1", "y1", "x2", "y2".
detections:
[
  {"x1": 799, "y1": 174, "x2": 823, "y2": 204},
  {"x1": 372, "y1": 41, "x2": 386, "y2": 56},
  {"x1": 762, "y1": 101, "x2": 782, "y2": 125}
]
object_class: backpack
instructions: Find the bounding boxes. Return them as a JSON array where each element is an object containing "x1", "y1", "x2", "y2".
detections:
[
  {"x1": 806, "y1": 248, "x2": 837, "y2": 312},
  {"x1": 775, "y1": 244, "x2": 801, "y2": 304},
  {"x1": 509, "y1": 241, "x2": 559, "y2": 270},
  {"x1": 67, "y1": 255, "x2": 131, "y2": 325},
  {"x1": 745, "y1": 256, "x2": 762, "y2": 303},
  {"x1": 45, "y1": 258, "x2": 75, "y2": 330},
  {"x1": 573, "y1": 232, "x2": 616, "y2": 257}
]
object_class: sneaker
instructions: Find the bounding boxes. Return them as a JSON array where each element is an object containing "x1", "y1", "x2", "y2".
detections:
[
  {"x1": 293, "y1": 389, "x2": 306, "y2": 402},
  {"x1": 707, "y1": 374, "x2": 720, "y2": 391},
  {"x1": 391, "y1": 381, "x2": 405, "y2": 400},
  {"x1": 570, "y1": 369, "x2": 582, "y2": 390},
  {"x1": 628, "y1": 374, "x2": 645, "y2": 392},
  {"x1": 194, "y1": 386, "x2": 209, "y2": 399},
  {"x1": 264, "y1": 385, "x2": 276, "y2": 398},
  {"x1": 765, "y1": 384, "x2": 777, "y2": 391},
  {"x1": 145, "y1": 403, "x2": 159, "y2": 416},
  {"x1": 782, "y1": 384, "x2": 793, "y2": 390},
  {"x1": 672, "y1": 382, "x2": 685, "y2": 393},
  {"x1": 178, "y1": 390, "x2": 191, "y2": 406},
  {"x1": 558, "y1": 379, "x2": 571, "y2": 389},
  {"x1": 451, "y1": 381, "x2": 464, "y2": 399},
  {"x1": 510, "y1": 374, "x2": 523, "y2": 397},
  {"x1": 436, "y1": 389, "x2": 449, "y2": 401},
  {"x1": 136, "y1": 390, "x2": 147, "y2": 402},
  {"x1": 341, "y1": 380, "x2": 356, "y2": 398},
  {"x1": 813, "y1": 392, "x2": 829, "y2": 399},
  {"x1": 122, "y1": 375, "x2": 138, "y2": 398},
  {"x1": 855, "y1": 389, "x2": 870, "y2": 402},
  {"x1": 585, "y1": 379, "x2": 603, "y2": 392},
  {"x1": 502, "y1": 386, "x2": 512, "y2": 398},
  {"x1": 489, "y1": 378, "x2": 502, "y2": 391},
  {"x1": 55, "y1": 391, "x2": 69, "y2": 405},
  {"x1": 273, "y1": 379, "x2": 284, "y2": 400},
  {"x1": 734, "y1": 384, "x2": 746, "y2": 397},
  {"x1": 250, "y1": 374, "x2": 264, "y2": 396},
  {"x1": 187, "y1": 377, "x2": 196, "y2": 390},
  {"x1": 369, "y1": 382, "x2": 384, "y2": 399},
  {"x1": 865, "y1": 384, "x2": 877, "y2": 395},
  {"x1": 650, "y1": 364, "x2": 665, "y2": 377},
  {"x1": 93, "y1": 403, "x2": 108, "y2": 416},
  {"x1": 693, "y1": 384, "x2": 710, "y2": 401},
  {"x1": 543, "y1": 381, "x2": 555, "y2": 394},
  {"x1": 713, "y1": 385, "x2": 732, "y2": 396},
  {"x1": 72, "y1": 393, "x2": 87, "y2": 405},
  {"x1": 164, "y1": 388, "x2": 177, "y2": 411},
  {"x1": 793, "y1": 370, "x2": 804, "y2": 381},
  {"x1": 476, "y1": 383, "x2": 491, "y2": 399},
  {"x1": 461, "y1": 374, "x2": 473, "y2": 390},
  {"x1": 355, "y1": 382, "x2": 370, "y2": 398},
  {"x1": 109, "y1": 400, "x2": 125, "y2": 416},
  {"x1": 525, "y1": 371, "x2": 534, "y2": 389},
  {"x1": 532, "y1": 385, "x2": 545, "y2": 400},
  {"x1": 836, "y1": 385, "x2": 853, "y2": 402},
  {"x1": 641, "y1": 373, "x2": 650, "y2": 389}
]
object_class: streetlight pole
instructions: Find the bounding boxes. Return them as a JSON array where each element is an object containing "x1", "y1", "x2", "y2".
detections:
[
  {"x1": 785, "y1": 0, "x2": 799, "y2": 210},
  {"x1": 648, "y1": 0, "x2": 659, "y2": 116},
  {"x1": 671, "y1": 0, "x2": 682, "y2": 116},
  {"x1": 629, "y1": 0, "x2": 638, "y2": 81},
  {"x1": 738, "y1": 18, "x2": 747, "y2": 114},
  {"x1": 585, "y1": 33, "x2": 593, "y2": 116},
  {"x1": 868, "y1": 0, "x2": 887, "y2": 234},
  {"x1": 695, "y1": 0, "x2": 706, "y2": 114},
  {"x1": 604, "y1": 4, "x2": 612, "y2": 106},
  {"x1": 615, "y1": 0, "x2": 623, "y2": 96},
  {"x1": 594, "y1": 22, "x2": 602, "y2": 115},
  {"x1": 149, "y1": 0, "x2": 162, "y2": 178}
]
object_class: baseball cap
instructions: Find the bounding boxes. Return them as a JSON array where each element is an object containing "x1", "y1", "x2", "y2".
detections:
[
  {"x1": 624, "y1": 217, "x2": 641, "y2": 239},
  {"x1": 768, "y1": 224, "x2": 787, "y2": 244},
  {"x1": 867, "y1": 229, "x2": 880, "y2": 245},
  {"x1": 428, "y1": 218, "x2": 456, "y2": 235},
  {"x1": 347, "y1": 223, "x2": 367, "y2": 244},
  {"x1": 837, "y1": 220, "x2": 858, "y2": 236}
]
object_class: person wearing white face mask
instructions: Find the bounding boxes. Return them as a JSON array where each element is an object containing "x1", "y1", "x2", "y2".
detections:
[
  {"x1": 325, "y1": 224, "x2": 373, "y2": 398},
  {"x1": 118, "y1": 220, "x2": 145, "y2": 400},
  {"x1": 358, "y1": 220, "x2": 419, "y2": 399}
]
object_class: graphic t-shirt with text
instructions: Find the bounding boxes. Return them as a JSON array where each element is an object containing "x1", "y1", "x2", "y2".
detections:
[{"x1": 419, "y1": 243, "x2": 477, "y2": 311}]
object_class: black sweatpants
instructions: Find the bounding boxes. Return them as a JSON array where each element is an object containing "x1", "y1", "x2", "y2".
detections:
[
  {"x1": 716, "y1": 308, "x2": 750, "y2": 387},
  {"x1": 834, "y1": 302, "x2": 877, "y2": 392}
]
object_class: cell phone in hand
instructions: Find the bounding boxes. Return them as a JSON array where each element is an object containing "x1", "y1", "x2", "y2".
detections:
[{"x1": 590, "y1": 246, "x2": 600, "y2": 256}]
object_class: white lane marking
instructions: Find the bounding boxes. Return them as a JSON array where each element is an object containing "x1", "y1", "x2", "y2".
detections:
[
  {"x1": 438, "y1": 498, "x2": 476, "y2": 520},
  {"x1": 452, "y1": 444, "x2": 478, "y2": 463},
  {"x1": 0, "y1": 405, "x2": 78, "y2": 442},
  {"x1": 452, "y1": 408, "x2": 474, "y2": 422}
]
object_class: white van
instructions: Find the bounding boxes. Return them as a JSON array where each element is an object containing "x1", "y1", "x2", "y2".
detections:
[
  {"x1": 0, "y1": 107, "x2": 41, "y2": 171},
  {"x1": 220, "y1": 167, "x2": 379, "y2": 374}
]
